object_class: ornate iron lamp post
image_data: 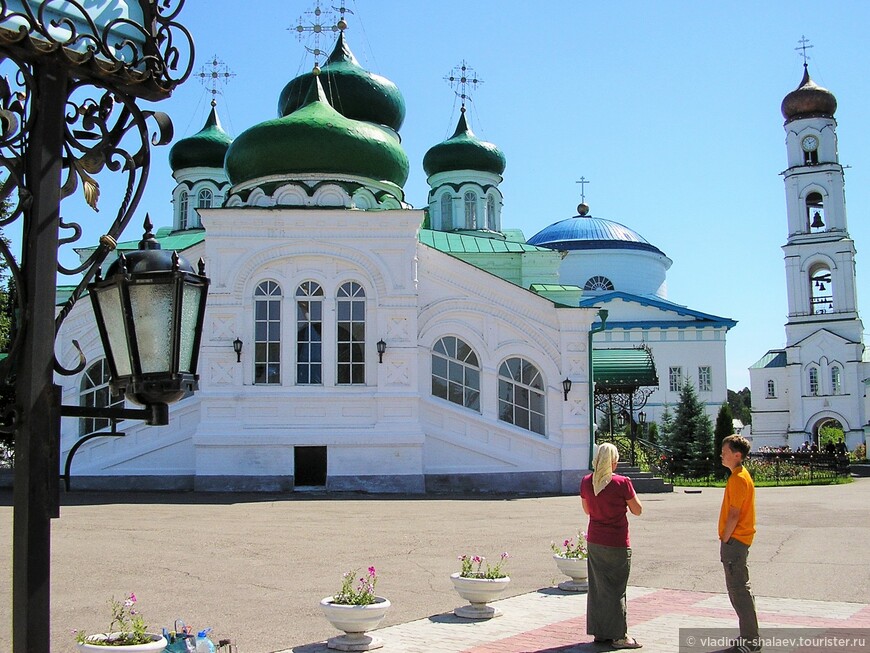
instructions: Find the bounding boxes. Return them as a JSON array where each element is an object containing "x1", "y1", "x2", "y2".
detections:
[{"x1": 0, "y1": 3, "x2": 196, "y2": 652}]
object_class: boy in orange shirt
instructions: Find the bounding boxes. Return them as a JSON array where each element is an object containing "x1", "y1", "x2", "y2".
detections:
[{"x1": 718, "y1": 434, "x2": 761, "y2": 653}]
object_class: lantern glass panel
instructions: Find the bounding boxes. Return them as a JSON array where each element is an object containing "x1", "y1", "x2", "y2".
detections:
[
  {"x1": 94, "y1": 284, "x2": 132, "y2": 377},
  {"x1": 129, "y1": 281, "x2": 175, "y2": 374},
  {"x1": 179, "y1": 283, "x2": 203, "y2": 373}
]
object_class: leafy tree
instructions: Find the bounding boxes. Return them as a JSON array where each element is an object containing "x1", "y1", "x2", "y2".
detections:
[
  {"x1": 644, "y1": 422, "x2": 659, "y2": 446},
  {"x1": 670, "y1": 382, "x2": 714, "y2": 478},
  {"x1": 727, "y1": 387, "x2": 752, "y2": 425},
  {"x1": 818, "y1": 422, "x2": 844, "y2": 449},
  {"x1": 713, "y1": 403, "x2": 734, "y2": 478}
]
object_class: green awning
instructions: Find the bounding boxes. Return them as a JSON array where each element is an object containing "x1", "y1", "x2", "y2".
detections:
[{"x1": 593, "y1": 348, "x2": 658, "y2": 392}]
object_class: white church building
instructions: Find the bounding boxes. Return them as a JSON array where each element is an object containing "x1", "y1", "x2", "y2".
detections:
[
  {"x1": 750, "y1": 65, "x2": 869, "y2": 451},
  {"x1": 56, "y1": 22, "x2": 735, "y2": 492}
]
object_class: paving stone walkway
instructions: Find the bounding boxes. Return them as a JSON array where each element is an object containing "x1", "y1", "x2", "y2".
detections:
[{"x1": 281, "y1": 586, "x2": 870, "y2": 653}]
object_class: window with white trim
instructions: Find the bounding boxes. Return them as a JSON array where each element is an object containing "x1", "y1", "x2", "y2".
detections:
[
  {"x1": 668, "y1": 366, "x2": 683, "y2": 392},
  {"x1": 337, "y1": 281, "x2": 365, "y2": 384},
  {"x1": 296, "y1": 281, "x2": 323, "y2": 385},
  {"x1": 831, "y1": 365, "x2": 841, "y2": 395},
  {"x1": 441, "y1": 193, "x2": 453, "y2": 230},
  {"x1": 486, "y1": 195, "x2": 496, "y2": 230},
  {"x1": 179, "y1": 190, "x2": 189, "y2": 229},
  {"x1": 254, "y1": 281, "x2": 281, "y2": 385},
  {"x1": 809, "y1": 367, "x2": 819, "y2": 396},
  {"x1": 432, "y1": 336, "x2": 480, "y2": 411},
  {"x1": 698, "y1": 366, "x2": 712, "y2": 392},
  {"x1": 766, "y1": 380, "x2": 775, "y2": 398},
  {"x1": 498, "y1": 357, "x2": 546, "y2": 436},
  {"x1": 79, "y1": 359, "x2": 124, "y2": 436},
  {"x1": 584, "y1": 276, "x2": 614, "y2": 292},
  {"x1": 464, "y1": 191, "x2": 477, "y2": 229}
]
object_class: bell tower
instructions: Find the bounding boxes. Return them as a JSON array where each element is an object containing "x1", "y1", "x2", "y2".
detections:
[{"x1": 780, "y1": 61, "x2": 862, "y2": 346}]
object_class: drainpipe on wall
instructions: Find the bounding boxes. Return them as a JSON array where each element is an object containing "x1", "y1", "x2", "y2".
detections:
[{"x1": 587, "y1": 309, "x2": 609, "y2": 470}]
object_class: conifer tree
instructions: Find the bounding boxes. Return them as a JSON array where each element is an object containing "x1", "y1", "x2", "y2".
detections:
[
  {"x1": 670, "y1": 381, "x2": 714, "y2": 477},
  {"x1": 659, "y1": 404, "x2": 673, "y2": 450},
  {"x1": 713, "y1": 403, "x2": 734, "y2": 478}
]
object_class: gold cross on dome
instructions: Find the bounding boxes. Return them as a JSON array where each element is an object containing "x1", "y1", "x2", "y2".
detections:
[
  {"x1": 195, "y1": 55, "x2": 235, "y2": 106},
  {"x1": 444, "y1": 60, "x2": 483, "y2": 110},
  {"x1": 795, "y1": 35, "x2": 814, "y2": 65}
]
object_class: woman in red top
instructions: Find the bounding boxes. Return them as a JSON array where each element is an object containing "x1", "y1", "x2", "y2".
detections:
[{"x1": 580, "y1": 443, "x2": 644, "y2": 649}]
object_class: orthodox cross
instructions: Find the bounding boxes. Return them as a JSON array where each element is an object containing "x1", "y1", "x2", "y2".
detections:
[
  {"x1": 444, "y1": 60, "x2": 483, "y2": 111},
  {"x1": 194, "y1": 55, "x2": 235, "y2": 107},
  {"x1": 795, "y1": 35, "x2": 813, "y2": 65},
  {"x1": 290, "y1": 0, "x2": 351, "y2": 69},
  {"x1": 576, "y1": 177, "x2": 590, "y2": 204}
]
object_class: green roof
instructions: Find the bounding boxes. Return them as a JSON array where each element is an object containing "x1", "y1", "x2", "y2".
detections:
[
  {"x1": 423, "y1": 110, "x2": 505, "y2": 177},
  {"x1": 529, "y1": 283, "x2": 583, "y2": 307},
  {"x1": 750, "y1": 350, "x2": 786, "y2": 369},
  {"x1": 593, "y1": 348, "x2": 659, "y2": 391},
  {"x1": 168, "y1": 105, "x2": 233, "y2": 171},
  {"x1": 114, "y1": 227, "x2": 206, "y2": 251},
  {"x1": 419, "y1": 229, "x2": 552, "y2": 254}
]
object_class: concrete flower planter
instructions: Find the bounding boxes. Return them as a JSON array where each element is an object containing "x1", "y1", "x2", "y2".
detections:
[
  {"x1": 450, "y1": 572, "x2": 510, "y2": 619},
  {"x1": 553, "y1": 554, "x2": 589, "y2": 592},
  {"x1": 320, "y1": 596, "x2": 391, "y2": 651},
  {"x1": 76, "y1": 633, "x2": 167, "y2": 652}
]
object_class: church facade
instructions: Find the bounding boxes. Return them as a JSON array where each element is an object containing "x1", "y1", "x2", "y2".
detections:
[
  {"x1": 57, "y1": 24, "x2": 735, "y2": 492},
  {"x1": 750, "y1": 65, "x2": 868, "y2": 451}
]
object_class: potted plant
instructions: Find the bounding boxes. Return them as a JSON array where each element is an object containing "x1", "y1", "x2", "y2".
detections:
[
  {"x1": 320, "y1": 566, "x2": 390, "y2": 651},
  {"x1": 74, "y1": 593, "x2": 167, "y2": 651},
  {"x1": 551, "y1": 532, "x2": 589, "y2": 592},
  {"x1": 450, "y1": 553, "x2": 510, "y2": 619}
]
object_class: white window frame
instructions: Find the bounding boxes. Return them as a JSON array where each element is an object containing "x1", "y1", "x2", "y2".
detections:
[
  {"x1": 498, "y1": 357, "x2": 546, "y2": 436},
  {"x1": 296, "y1": 281, "x2": 323, "y2": 385},
  {"x1": 431, "y1": 336, "x2": 481, "y2": 411},
  {"x1": 336, "y1": 281, "x2": 366, "y2": 385},
  {"x1": 79, "y1": 359, "x2": 124, "y2": 436},
  {"x1": 254, "y1": 280, "x2": 282, "y2": 385},
  {"x1": 668, "y1": 366, "x2": 683, "y2": 392},
  {"x1": 698, "y1": 365, "x2": 712, "y2": 392}
]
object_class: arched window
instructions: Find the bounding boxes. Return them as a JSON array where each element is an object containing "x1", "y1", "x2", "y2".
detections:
[
  {"x1": 431, "y1": 336, "x2": 480, "y2": 411},
  {"x1": 464, "y1": 191, "x2": 477, "y2": 229},
  {"x1": 831, "y1": 366, "x2": 841, "y2": 395},
  {"x1": 809, "y1": 264, "x2": 833, "y2": 314},
  {"x1": 254, "y1": 281, "x2": 282, "y2": 385},
  {"x1": 178, "y1": 191, "x2": 189, "y2": 230},
  {"x1": 197, "y1": 188, "x2": 213, "y2": 209},
  {"x1": 806, "y1": 192, "x2": 825, "y2": 233},
  {"x1": 583, "y1": 276, "x2": 615, "y2": 292},
  {"x1": 766, "y1": 380, "x2": 775, "y2": 398},
  {"x1": 79, "y1": 359, "x2": 124, "y2": 436},
  {"x1": 337, "y1": 281, "x2": 365, "y2": 384},
  {"x1": 808, "y1": 367, "x2": 819, "y2": 396},
  {"x1": 441, "y1": 193, "x2": 453, "y2": 230},
  {"x1": 296, "y1": 281, "x2": 323, "y2": 385},
  {"x1": 486, "y1": 195, "x2": 496, "y2": 230},
  {"x1": 498, "y1": 357, "x2": 546, "y2": 436}
]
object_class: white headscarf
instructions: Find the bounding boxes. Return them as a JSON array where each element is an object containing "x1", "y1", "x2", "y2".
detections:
[{"x1": 592, "y1": 443, "x2": 619, "y2": 496}]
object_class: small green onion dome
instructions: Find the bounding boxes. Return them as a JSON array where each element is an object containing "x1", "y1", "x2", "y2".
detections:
[
  {"x1": 423, "y1": 110, "x2": 506, "y2": 177},
  {"x1": 278, "y1": 32, "x2": 405, "y2": 132},
  {"x1": 781, "y1": 64, "x2": 837, "y2": 122},
  {"x1": 225, "y1": 76, "x2": 409, "y2": 188},
  {"x1": 168, "y1": 104, "x2": 233, "y2": 171}
]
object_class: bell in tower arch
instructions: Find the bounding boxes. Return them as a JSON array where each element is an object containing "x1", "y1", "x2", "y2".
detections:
[{"x1": 811, "y1": 211, "x2": 825, "y2": 229}]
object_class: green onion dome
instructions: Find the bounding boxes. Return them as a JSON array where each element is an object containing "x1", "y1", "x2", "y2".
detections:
[
  {"x1": 225, "y1": 76, "x2": 409, "y2": 188},
  {"x1": 781, "y1": 64, "x2": 837, "y2": 122},
  {"x1": 278, "y1": 32, "x2": 405, "y2": 132},
  {"x1": 168, "y1": 104, "x2": 233, "y2": 171},
  {"x1": 423, "y1": 110, "x2": 506, "y2": 177}
]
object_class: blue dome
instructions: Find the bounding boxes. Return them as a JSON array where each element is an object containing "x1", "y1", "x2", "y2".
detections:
[{"x1": 527, "y1": 215, "x2": 665, "y2": 255}]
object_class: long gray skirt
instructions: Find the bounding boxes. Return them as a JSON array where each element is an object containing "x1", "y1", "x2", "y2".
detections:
[{"x1": 586, "y1": 542, "x2": 632, "y2": 640}]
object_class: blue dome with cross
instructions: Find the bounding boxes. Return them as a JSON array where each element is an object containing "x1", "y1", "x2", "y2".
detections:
[{"x1": 527, "y1": 205, "x2": 665, "y2": 255}]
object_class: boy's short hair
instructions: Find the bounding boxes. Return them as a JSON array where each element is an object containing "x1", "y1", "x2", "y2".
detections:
[{"x1": 722, "y1": 434, "x2": 751, "y2": 459}]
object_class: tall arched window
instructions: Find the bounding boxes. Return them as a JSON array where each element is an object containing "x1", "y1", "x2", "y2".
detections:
[
  {"x1": 498, "y1": 357, "x2": 546, "y2": 436},
  {"x1": 486, "y1": 195, "x2": 496, "y2": 230},
  {"x1": 464, "y1": 191, "x2": 477, "y2": 229},
  {"x1": 441, "y1": 193, "x2": 453, "y2": 230},
  {"x1": 431, "y1": 336, "x2": 480, "y2": 411},
  {"x1": 808, "y1": 367, "x2": 819, "y2": 396},
  {"x1": 179, "y1": 191, "x2": 189, "y2": 230},
  {"x1": 254, "y1": 281, "x2": 282, "y2": 385},
  {"x1": 79, "y1": 359, "x2": 124, "y2": 436},
  {"x1": 831, "y1": 366, "x2": 841, "y2": 395},
  {"x1": 296, "y1": 282, "x2": 323, "y2": 385},
  {"x1": 809, "y1": 264, "x2": 833, "y2": 314},
  {"x1": 337, "y1": 281, "x2": 365, "y2": 384},
  {"x1": 806, "y1": 192, "x2": 825, "y2": 233},
  {"x1": 766, "y1": 380, "x2": 776, "y2": 398},
  {"x1": 197, "y1": 188, "x2": 213, "y2": 209}
]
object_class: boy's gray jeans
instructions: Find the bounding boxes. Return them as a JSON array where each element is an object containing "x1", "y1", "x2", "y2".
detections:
[{"x1": 720, "y1": 538, "x2": 759, "y2": 643}]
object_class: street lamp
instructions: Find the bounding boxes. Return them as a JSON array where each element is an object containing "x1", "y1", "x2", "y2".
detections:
[
  {"x1": 376, "y1": 338, "x2": 387, "y2": 363},
  {"x1": 562, "y1": 377, "x2": 572, "y2": 401},
  {"x1": 0, "y1": 3, "x2": 195, "y2": 652}
]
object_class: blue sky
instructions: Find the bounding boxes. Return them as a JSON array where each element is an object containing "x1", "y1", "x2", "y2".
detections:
[{"x1": 57, "y1": 1, "x2": 870, "y2": 392}]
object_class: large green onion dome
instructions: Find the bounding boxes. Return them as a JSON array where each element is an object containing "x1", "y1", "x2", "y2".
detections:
[
  {"x1": 423, "y1": 109, "x2": 506, "y2": 177},
  {"x1": 168, "y1": 104, "x2": 233, "y2": 171},
  {"x1": 781, "y1": 64, "x2": 837, "y2": 122},
  {"x1": 224, "y1": 76, "x2": 409, "y2": 188},
  {"x1": 278, "y1": 32, "x2": 405, "y2": 132}
]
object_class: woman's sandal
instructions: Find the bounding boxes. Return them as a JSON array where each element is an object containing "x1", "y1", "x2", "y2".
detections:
[{"x1": 611, "y1": 637, "x2": 643, "y2": 649}]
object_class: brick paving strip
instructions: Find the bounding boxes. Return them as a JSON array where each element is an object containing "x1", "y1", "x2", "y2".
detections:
[{"x1": 277, "y1": 587, "x2": 870, "y2": 653}]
